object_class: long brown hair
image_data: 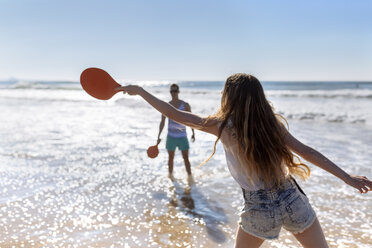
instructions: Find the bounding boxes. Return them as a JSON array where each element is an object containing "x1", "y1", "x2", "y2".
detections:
[{"x1": 204, "y1": 73, "x2": 310, "y2": 186}]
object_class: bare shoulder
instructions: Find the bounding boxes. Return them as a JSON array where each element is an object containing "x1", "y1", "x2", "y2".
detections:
[
  {"x1": 182, "y1": 101, "x2": 191, "y2": 111},
  {"x1": 199, "y1": 116, "x2": 220, "y2": 136},
  {"x1": 279, "y1": 123, "x2": 296, "y2": 146},
  {"x1": 282, "y1": 128, "x2": 309, "y2": 155},
  {"x1": 203, "y1": 116, "x2": 219, "y2": 125}
]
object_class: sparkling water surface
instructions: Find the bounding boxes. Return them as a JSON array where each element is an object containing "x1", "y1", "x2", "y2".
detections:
[{"x1": 0, "y1": 83, "x2": 371, "y2": 247}]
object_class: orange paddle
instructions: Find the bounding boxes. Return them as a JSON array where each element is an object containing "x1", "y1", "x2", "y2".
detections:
[
  {"x1": 80, "y1": 67, "x2": 123, "y2": 100},
  {"x1": 81, "y1": 67, "x2": 160, "y2": 158},
  {"x1": 147, "y1": 144, "x2": 159, "y2": 159}
]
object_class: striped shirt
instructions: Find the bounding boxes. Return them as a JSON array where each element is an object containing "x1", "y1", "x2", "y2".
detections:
[{"x1": 168, "y1": 101, "x2": 187, "y2": 138}]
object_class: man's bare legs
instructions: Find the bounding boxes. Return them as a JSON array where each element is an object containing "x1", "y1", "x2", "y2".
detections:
[
  {"x1": 181, "y1": 150, "x2": 192, "y2": 175},
  {"x1": 168, "y1": 150, "x2": 191, "y2": 175},
  {"x1": 167, "y1": 150, "x2": 175, "y2": 174}
]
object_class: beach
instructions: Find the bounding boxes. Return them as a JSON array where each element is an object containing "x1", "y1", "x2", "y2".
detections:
[{"x1": 0, "y1": 80, "x2": 371, "y2": 247}]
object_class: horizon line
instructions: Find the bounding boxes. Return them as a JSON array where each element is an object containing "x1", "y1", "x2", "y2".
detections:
[{"x1": 1, "y1": 78, "x2": 372, "y2": 83}]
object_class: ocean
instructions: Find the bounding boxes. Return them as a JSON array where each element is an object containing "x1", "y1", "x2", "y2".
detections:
[{"x1": 0, "y1": 79, "x2": 371, "y2": 247}]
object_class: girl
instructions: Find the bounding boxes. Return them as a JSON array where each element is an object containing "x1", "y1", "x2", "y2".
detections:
[{"x1": 117, "y1": 73, "x2": 371, "y2": 248}]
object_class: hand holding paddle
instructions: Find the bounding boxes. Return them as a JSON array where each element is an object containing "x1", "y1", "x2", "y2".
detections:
[
  {"x1": 116, "y1": 85, "x2": 142, "y2": 96},
  {"x1": 80, "y1": 67, "x2": 143, "y2": 99},
  {"x1": 147, "y1": 139, "x2": 161, "y2": 159}
]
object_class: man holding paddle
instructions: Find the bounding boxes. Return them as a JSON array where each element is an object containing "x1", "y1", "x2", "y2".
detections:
[{"x1": 157, "y1": 84, "x2": 195, "y2": 176}]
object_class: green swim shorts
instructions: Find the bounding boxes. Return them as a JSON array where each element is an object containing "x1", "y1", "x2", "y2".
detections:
[{"x1": 166, "y1": 135, "x2": 189, "y2": 151}]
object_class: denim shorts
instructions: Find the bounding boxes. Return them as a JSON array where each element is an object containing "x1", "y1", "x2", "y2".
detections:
[{"x1": 239, "y1": 178, "x2": 316, "y2": 240}]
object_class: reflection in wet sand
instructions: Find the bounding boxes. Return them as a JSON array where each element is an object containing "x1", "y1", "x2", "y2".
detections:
[{"x1": 167, "y1": 175, "x2": 228, "y2": 244}]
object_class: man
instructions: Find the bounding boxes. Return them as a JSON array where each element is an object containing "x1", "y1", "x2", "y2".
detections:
[{"x1": 157, "y1": 84, "x2": 195, "y2": 175}]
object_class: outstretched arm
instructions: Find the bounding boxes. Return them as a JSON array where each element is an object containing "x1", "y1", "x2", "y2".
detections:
[
  {"x1": 185, "y1": 102, "x2": 195, "y2": 142},
  {"x1": 118, "y1": 85, "x2": 219, "y2": 136},
  {"x1": 284, "y1": 131, "x2": 372, "y2": 193},
  {"x1": 157, "y1": 115, "x2": 165, "y2": 144}
]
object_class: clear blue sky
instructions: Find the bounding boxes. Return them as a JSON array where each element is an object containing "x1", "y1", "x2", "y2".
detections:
[{"x1": 0, "y1": 0, "x2": 371, "y2": 81}]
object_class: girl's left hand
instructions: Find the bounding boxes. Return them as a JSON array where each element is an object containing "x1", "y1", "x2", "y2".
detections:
[
  {"x1": 344, "y1": 175, "x2": 372, "y2": 193},
  {"x1": 116, "y1": 85, "x2": 142, "y2": 96}
]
